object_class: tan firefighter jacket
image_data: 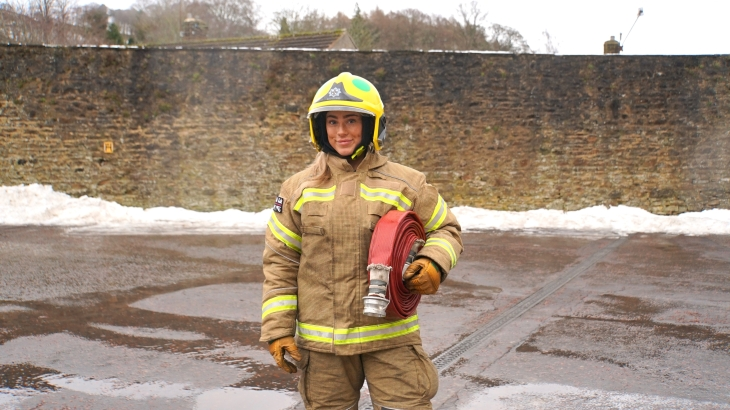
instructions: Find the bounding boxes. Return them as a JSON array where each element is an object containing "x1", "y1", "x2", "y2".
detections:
[{"x1": 260, "y1": 149, "x2": 463, "y2": 355}]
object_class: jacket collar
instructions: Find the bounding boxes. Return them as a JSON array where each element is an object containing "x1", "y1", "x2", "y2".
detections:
[{"x1": 326, "y1": 149, "x2": 388, "y2": 175}]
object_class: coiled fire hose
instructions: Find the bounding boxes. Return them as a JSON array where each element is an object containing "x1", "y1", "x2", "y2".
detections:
[{"x1": 363, "y1": 210, "x2": 426, "y2": 319}]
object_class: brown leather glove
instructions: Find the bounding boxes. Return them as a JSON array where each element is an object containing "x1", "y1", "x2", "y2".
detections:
[
  {"x1": 268, "y1": 336, "x2": 301, "y2": 373},
  {"x1": 403, "y1": 257, "x2": 442, "y2": 295}
]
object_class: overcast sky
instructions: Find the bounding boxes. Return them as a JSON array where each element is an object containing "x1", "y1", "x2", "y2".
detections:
[{"x1": 92, "y1": 0, "x2": 728, "y2": 55}]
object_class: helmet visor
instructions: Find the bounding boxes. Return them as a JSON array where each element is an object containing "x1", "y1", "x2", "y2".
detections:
[{"x1": 308, "y1": 105, "x2": 375, "y2": 118}]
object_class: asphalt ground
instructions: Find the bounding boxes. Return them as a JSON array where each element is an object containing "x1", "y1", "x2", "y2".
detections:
[{"x1": 0, "y1": 226, "x2": 728, "y2": 409}]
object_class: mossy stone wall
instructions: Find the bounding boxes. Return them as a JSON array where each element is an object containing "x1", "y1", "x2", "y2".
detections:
[{"x1": 1, "y1": 46, "x2": 729, "y2": 214}]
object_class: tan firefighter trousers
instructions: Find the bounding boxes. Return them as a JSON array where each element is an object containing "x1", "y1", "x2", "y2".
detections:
[{"x1": 296, "y1": 344, "x2": 439, "y2": 410}]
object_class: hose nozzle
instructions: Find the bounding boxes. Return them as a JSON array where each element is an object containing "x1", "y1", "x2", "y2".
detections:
[{"x1": 363, "y1": 264, "x2": 391, "y2": 317}]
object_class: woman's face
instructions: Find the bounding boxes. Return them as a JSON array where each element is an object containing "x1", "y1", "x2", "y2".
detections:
[{"x1": 326, "y1": 111, "x2": 363, "y2": 157}]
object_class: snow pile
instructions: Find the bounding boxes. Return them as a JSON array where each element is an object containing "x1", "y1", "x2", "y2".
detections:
[
  {"x1": 453, "y1": 205, "x2": 730, "y2": 236},
  {"x1": 0, "y1": 184, "x2": 269, "y2": 234},
  {"x1": 2, "y1": 184, "x2": 729, "y2": 236}
]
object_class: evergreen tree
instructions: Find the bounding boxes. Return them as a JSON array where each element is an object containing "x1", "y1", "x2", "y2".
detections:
[
  {"x1": 278, "y1": 17, "x2": 291, "y2": 35},
  {"x1": 348, "y1": 4, "x2": 376, "y2": 51},
  {"x1": 106, "y1": 23, "x2": 124, "y2": 45}
]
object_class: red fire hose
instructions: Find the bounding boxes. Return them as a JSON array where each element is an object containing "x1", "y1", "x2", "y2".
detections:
[{"x1": 366, "y1": 210, "x2": 426, "y2": 319}]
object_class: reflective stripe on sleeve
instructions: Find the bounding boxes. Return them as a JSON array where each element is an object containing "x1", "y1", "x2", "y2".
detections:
[
  {"x1": 424, "y1": 195, "x2": 448, "y2": 232},
  {"x1": 425, "y1": 237, "x2": 457, "y2": 269},
  {"x1": 262, "y1": 295, "x2": 298, "y2": 319},
  {"x1": 293, "y1": 186, "x2": 336, "y2": 211},
  {"x1": 267, "y1": 213, "x2": 302, "y2": 253},
  {"x1": 296, "y1": 315, "x2": 419, "y2": 345},
  {"x1": 360, "y1": 184, "x2": 412, "y2": 211}
]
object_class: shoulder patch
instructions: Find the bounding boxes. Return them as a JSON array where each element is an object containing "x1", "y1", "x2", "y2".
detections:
[{"x1": 273, "y1": 196, "x2": 284, "y2": 213}]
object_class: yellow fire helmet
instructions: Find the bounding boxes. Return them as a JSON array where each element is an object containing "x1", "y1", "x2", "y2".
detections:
[{"x1": 308, "y1": 72, "x2": 387, "y2": 151}]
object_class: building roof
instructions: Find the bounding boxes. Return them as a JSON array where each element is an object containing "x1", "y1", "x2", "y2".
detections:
[{"x1": 153, "y1": 30, "x2": 357, "y2": 51}]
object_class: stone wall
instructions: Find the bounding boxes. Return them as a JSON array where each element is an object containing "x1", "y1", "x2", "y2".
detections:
[{"x1": 1, "y1": 45, "x2": 729, "y2": 214}]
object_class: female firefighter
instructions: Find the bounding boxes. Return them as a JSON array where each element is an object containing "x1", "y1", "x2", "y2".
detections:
[{"x1": 261, "y1": 72, "x2": 463, "y2": 409}]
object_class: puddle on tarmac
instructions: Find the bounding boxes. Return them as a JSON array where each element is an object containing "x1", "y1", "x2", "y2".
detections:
[
  {"x1": 516, "y1": 314, "x2": 730, "y2": 369},
  {"x1": 442, "y1": 278, "x2": 502, "y2": 295},
  {"x1": 458, "y1": 383, "x2": 730, "y2": 410},
  {"x1": 0, "y1": 236, "x2": 301, "y2": 405},
  {"x1": 432, "y1": 279, "x2": 501, "y2": 308},
  {"x1": 651, "y1": 321, "x2": 730, "y2": 352},
  {"x1": 195, "y1": 387, "x2": 297, "y2": 410},
  {"x1": 601, "y1": 234, "x2": 730, "y2": 285},
  {"x1": 459, "y1": 233, "x2": 588, "y2": 272},
  {"x1": 129, "y1": 282, "x2": 264, "y2": 322},
  {"x1": 0, "y1": 227, "x2": 266, "y2": 302},
  {"x1": 89, "y1": 323, "x2": 209, "y2": 341},
  {"x1": 584, "y1": 294, "x2": 666, "y2": 319},
  {"x1": 43, "y1": 375, "x2": 198, "y2": 399},
  {"x1": 230, "y1": 364, "x2": 300, "y2": 390},
  {"x1": 1, "y1": 370, "x2": 297, "y2": 409},
  {"x1": 0, "y1": 364, "x2": 59, "y2": 392},
  {"x1": 461, "y1": 374, "x2": 511, "y2": 388},
  {"x1": 515, "y1": 342, "x2": 633, "y2": 368},
  {"x1": 0, "y1": 304, "x2": 32, "y2": 313},
  {"x1": 0, "y1": 332, "x2": 301, "y2": 408}
]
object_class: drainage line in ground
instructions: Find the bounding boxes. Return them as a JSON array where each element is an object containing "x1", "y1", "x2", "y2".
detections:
[{"x1": 432, "y1": 236, "x2": 627, "y2": 372}]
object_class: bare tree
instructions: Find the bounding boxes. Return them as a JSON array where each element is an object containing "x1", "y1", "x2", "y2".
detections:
[
  {"x1": 289, "y1": 3, "x2": 530, "y2": 53},
  {"x1": 54, "y1": 0, "x2": 74, "y2": 43},
  {"x1": 488, "y1": 23, "x2": 531, "y2": 53},
  {"x1": 0, "y1": 0, "x2": 39, "y2": 43},
  {"x1": 369, "y1": 8, "x2": 462, "y2": 51},
  {"x1": 206, "y1": 0, "x2": 258, "y2": 37},
  {"x1": 132, "y1": 0, "x2": 260, "y2": 43},
  {"x1": 542, "y1": 29, "x2": 558, "y2": 54},
  {"x1": 456, "y1": 1, "x2": 487, "y2": 50},
  {"x1": 33, "y1": 0, "x2": 55, "y2": 42},
  {"x1": 271, "y1": 7, "x2": 338, "y2": 35},
  {"x1": 132, "y1": 0, "x2": 182, "y2": 43},
  {"x1": 78, "y1": 3, "x2": 109, "y2": 43},
  {"x1": 0, "y1": 0, "x2": 81, "y2": 44}
]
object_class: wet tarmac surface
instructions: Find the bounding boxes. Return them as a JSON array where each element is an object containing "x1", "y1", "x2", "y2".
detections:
[{"x1": 1, "y1": 227, "x2": 729, "y2": 409}]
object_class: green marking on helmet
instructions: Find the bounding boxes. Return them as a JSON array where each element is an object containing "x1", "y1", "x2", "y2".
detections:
[{"x1": 352, "y1": 78, "x2": 371, "y2": 92}]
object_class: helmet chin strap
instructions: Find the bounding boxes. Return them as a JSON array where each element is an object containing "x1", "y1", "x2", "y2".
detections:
[
  {"x1": 350, "y1": 145, "x2": 366, "y2": 160},
  {"x1": 320, "y1": 139, "x2": 369, "y2": 160}
]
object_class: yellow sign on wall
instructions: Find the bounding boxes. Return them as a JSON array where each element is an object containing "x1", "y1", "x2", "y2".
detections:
[{"x1": 104, "y1": 141, "x2": 114, "y2": 153}]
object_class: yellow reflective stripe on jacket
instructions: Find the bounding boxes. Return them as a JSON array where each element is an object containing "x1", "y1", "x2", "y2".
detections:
[
  {"x1": 296, "y1": 322, "x2": 334, "y2": 344},
  {"x1": 267, "y1": 213, "x2": 302, "y2": 253},
  {"x1": 334, "y1": 315, "x2": 419, "y2": 344},
  {"x1": 424, "y1": 195, "x2": 448, "y2": 232},
  {"x1": 360, "y1": 184, "x2": 412, "y2": 211},
  {"x1": 262, "y1": 295, "x2": 297, "y2": 319},
  {"x1": 296, "y1": 315, "x2": 419, "y2": 345},
  {"x1": 293, "y1": 186, "x2": 336, "y2": 211},
  {"x1": 425, "y1": 237, "x2": 457, "y2": 268}
]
